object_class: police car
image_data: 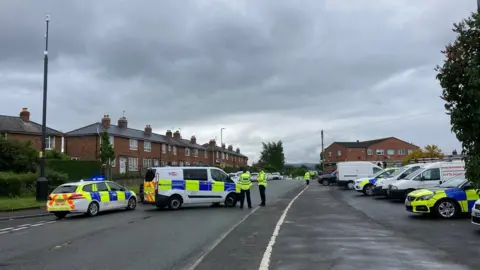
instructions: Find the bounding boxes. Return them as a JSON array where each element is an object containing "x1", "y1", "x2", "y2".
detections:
[
  {"x1": 405, "y1": 175, "x2": 477, "y2": 219},
  {"x1": 143, "y1": 166, "x2": 241, "y2": 210},
  {"x1": 353, "y1": 167, "x2": 399, "y2": 196},
  {"x1": 46, "y1": 177, "x2": 137, "y2": 219}
]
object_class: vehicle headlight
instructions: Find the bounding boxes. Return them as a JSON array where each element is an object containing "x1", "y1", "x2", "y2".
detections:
[
  {"x1": 418, "y1": 194, "x2": 434, "y2": 200},
  {"x1": 390, "y1": 186, "x2": 398, "y2": 190}
]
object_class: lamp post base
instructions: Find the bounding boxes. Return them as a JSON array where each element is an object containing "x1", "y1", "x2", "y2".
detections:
[{"x1": 36, "y1": 177, "x2": 49, "y2": 202}]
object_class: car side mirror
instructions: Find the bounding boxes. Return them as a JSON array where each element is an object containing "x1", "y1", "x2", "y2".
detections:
[
  {"x1": 120, "y1": 187, "x2": 126, "y2": 191},
  {"x1": 463, "y1": 185, "x2": 473, "y2": 190}
]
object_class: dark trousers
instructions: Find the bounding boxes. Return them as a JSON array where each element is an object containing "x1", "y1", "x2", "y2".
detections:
[
  {"x1": 306, "y1": 179, "x2": 310, "y2": 185},
  {"x1": 259, "y1": 185, "x2": 266, "y2": 205},
  {"x1": 239, "y1": 189, "x2": 252, "y2": 208}
]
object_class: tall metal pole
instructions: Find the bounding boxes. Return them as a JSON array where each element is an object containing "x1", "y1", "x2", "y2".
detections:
[
  {"x1": 37, "y1": 15, "x2": 50, "y2": 202},
  {"x1": 220, "y1": 128, "x2": 225, "y2": 146},
  {"x1": 477, "y1": 0, "x2": 480, "y2": 10},
  {"x1": 321, "y1": 130, "x2": 324, "y2": 171}
]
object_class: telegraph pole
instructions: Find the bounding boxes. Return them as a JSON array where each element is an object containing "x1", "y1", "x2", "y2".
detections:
[
  {"x1": 321, "y1": 129, "x2": 324, "y2": 171},
  {"x1": 37, "y1": 15, "x2": 50, "y2": 202}
]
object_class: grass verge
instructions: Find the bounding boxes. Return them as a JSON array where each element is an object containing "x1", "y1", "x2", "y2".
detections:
[{"x1": 0, "y1": 197, "x2": 44, "y2": 211}]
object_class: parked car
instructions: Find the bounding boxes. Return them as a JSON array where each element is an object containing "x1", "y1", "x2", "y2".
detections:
[
  {"x1": 318, "y1": 171, "x2": 337, "y2": 186},
  {"x1": 269, "y1": 172, "x2": 284, "y2": 180}
]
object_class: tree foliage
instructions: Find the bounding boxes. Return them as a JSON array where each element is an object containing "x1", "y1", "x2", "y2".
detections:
[
  {"x1": 436, "y1": 12, "x2": 480, "y2": 187},
  {"x1": 284, "y1": 165, "x2": 308, "y2": 177},
  {"x1": 402, "y1": 145, "x2": 445, "y2": 165},
  {"x1": 99, "y1": 132, "x2": 115, "y2": 166},
  {"x1": 258, "y1": 141, "x2": 285, "y2": 172},
  {"x1": 0, "y1": 139, "x2": 38, "y2": 173},
  {"x1": 45, "y1": 149, "x2": 70, "y2": 160}
]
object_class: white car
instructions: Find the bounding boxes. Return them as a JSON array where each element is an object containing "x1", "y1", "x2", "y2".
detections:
[
  {"x1": 269, "y1": 172, "x2": 284, "y2": 180},
  {"x1": 250, "y1": 173, "x2": 258, "y2": 182},
  {"x1": 374, "y1": 164, "x2": 425, "y2": 196},
  {"x1": 353, "y1": 167, "x2": 399, "y2": 195},
  {"x1": 472, "y1": 200, "x2": 480, "y2": 225}
]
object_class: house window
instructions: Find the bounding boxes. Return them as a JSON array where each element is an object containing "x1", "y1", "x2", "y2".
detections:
[
  {"x1": 204, "y1": 151, "x2": 207, "y2": 158},
  {"x1": 129, "y1": 139, "x2": 138, "y2": 150},
  {"x1": 173, "y1": 146, "x2": 177, "y2": 155},
  {"x1": 376, "y1": 149, "x2": 384, "y2": 155},
  {"x1": 407, "y1": 149, "x2": 413, "y2": 154},
  {"x1": 153, "y1": 159, "x2": 159, "y2": 166},
  {"x1": 367, "y1": 149, "x2": 373, "y2": 155},
  {"x1": 168, "y1": 145, "x2": 171, "y2": 152},
  {"x1": 193, "y1": 149, "x2": 198, "y2": 157},
  {"x1": 328, "y1": 152, "x2": 332, "y2": 157},
  {"x1": 221, "y1": 152, "x2": 225, "y2": 160},
  {"x1": 398, "y1": 149, "x2": 406, "y2": 155},
  {"x1": 216, "y1": 151, "x2": 219, "y2": 158},
  {"x1": 337, "y1": 150, "x2": 341, "y2": 156},
  {"x1": 144, "y1": 141, "x2": 151, "y2": 152},
  {"x1": 179, "y1": 161, "x2": 184, "y2": 166},
  {"x1": 45, "y1": 136, "x2": 55, "y2": 150},
  {"x1": 226, "y1": 153, "x2": 229, "y2": 160},
  {"x1": 185, "y1": 148, "x2": 191, "y2": 156},
  {"x1": 387, "y1": 149, "x2": 395, "y2": 155},
  {"x1": 160, "y1": 161, "x2": 166, "y2": 166},
  {"x1": 128, "y1": 157, "x2": 138, "y2": 171},
  {"x1": 143, "y1": 158, "x2": 152, "y2": 169},
  {"x1": 162, "y1": 144, "x2": 166, "y2": 153}
]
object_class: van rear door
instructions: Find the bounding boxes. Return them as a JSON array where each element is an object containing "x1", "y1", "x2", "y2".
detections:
[{"x1": 144, "y1": 168, "x2": 157, "y2": 203}]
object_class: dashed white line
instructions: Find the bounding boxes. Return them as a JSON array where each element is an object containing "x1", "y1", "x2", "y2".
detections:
[
  {"x1": 11, "y1": 227, "x2": 28, "y2": 231},
  {"x1": 0, "y1": 220, "x2": 56, "y2": 235},
  {"x1": 258, "y1": 186, "x2": 308, "y2": 270},
  {"x1": 0, "y1": 227, "x2": 14, "y2": 232}
]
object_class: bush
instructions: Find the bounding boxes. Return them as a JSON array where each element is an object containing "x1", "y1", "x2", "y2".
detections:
[
  {"x1": 0, "y1": 170, "x2": 68, "y2": 197},
  {"x1": 46, "y1": 160, "x2": 101, "y2": 180},
  {"x1": 0, "y1": 139, "x2": 38, "y2": 173}
]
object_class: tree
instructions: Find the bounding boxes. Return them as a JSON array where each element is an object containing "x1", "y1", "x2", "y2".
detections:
[
  {"x1": 45, "y1": 149, "x2": 70, "y2": 160},
  {"x1": 99, "y1": 131, "x2": 115, "y2": 178},
  {"x1": 0, "y1": 139, "x2": 38, "y2": 173},
  {"x1": 436, "y1": 12, "x2": 480, "y2": 188},
  {"x1": 402, "y1": 145, "x2": 444, "y2": 165},
  {"x1": 258, "y1": 141, "x2": 285, "y2": 172}
]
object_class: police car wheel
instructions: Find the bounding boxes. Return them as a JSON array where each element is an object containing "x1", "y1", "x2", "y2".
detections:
[
  {"x1": 54, "y1": 212, "x2": 67, "y2": 219},
  {"x1": 434, "y1": 199, "x2": 458, "y2": 219},
  {"x1": 168, "y1": 195, "x2": 183, "y2": 210},
  {"x1": 322, "y1": 179, "x2": 329, "y2": 186},
  {"x1": 126, "y1": 197, "x2": 137, "y2": 210},
  {"x1": 87, "y1": 202, "x2": 100, "y2": 217},
  {"x1": 225, "y1": 194, "x2": 237, "y2": 207},
  {"x1": 363, "y1": 185, "x2": 374, "y2": 196},
  {"x1": 347, "y1": 181, "x2": 355, "y2": 190}
]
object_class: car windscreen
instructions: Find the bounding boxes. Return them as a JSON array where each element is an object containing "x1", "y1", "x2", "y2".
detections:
[
  {"x1": 388, "y1": 167, "x2": 406, "y2": 177},
  {"x1": 438, "y1": 175, "x2": 467, "y2": 188},
  {"x1": 53, "y1": 185, "x2": 78, "y2": 194},
  {"x1": 403, "y1": 169, "x2": 423, "y2": 180},
  {"x1": 145, "y1": 169, "x2": 156, "y2": 182}
]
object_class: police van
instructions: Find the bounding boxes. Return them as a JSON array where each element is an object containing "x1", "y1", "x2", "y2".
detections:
[
  {"x1": 387, "y1": 161, "x2": 465, "y2": 200},
  {"x1": 143, "y1": 166, "x2": 241, "y2": 210}
]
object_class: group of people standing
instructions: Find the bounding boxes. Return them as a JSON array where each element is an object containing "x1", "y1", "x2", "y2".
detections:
[{"x1": 236, "y1": 169, "x2": 313, "y2": 209}]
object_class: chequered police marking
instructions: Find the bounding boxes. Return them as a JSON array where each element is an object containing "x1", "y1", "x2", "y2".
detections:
[{"x1": 0, "y1": 220, "x2": 56, "y2": 235}]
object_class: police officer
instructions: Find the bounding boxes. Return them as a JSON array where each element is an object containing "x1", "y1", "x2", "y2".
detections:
[
  {"x1": 304, "y1": 171, "x2": 311, "y2": 186},
  {"x1": 257, "y1": 168, "x2": 267, "y2": 206},
  {"x1": 239, "y1": 169, "x2": 252, "y2": 209}
]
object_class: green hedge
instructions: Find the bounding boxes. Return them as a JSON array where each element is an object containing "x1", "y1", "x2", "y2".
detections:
[
  {"x1": 0, "y1": 170, "x2": 69, "y2": 197},
  {"x1": 46, "y1": 160, "x2": 101, "y2": 180}
]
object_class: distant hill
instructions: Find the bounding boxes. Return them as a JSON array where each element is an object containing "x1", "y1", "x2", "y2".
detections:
[{"x1": 285, "y1": 163, "x2": 318, "y2": 169}]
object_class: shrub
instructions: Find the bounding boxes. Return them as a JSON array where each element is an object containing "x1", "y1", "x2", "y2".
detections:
[
  {"x1": 0, "y1": 170, "x2": 68, "y2": 197},
  {"x1": 46, "y1": 160, "x2": 101, "y2": 180}
]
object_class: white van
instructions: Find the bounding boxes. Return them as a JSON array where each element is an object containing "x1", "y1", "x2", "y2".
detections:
[
  {"x1": 336, "y1": 161, "x2": 383, "y2": 189},
  {"x1": 143, "y1": 166, "x2": 240, "y2": 210},
  {"x1": 387, "y1": 161, "x2": 465, "y2": 200},
  {"x1": 374, "y1": 163, "x2": 425, "y2": 197}
]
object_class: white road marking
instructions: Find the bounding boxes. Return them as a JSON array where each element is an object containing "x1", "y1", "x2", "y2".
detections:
[
  {"x1": 0, "y1": 227, "x2": 14, "y2": 232},
  {"x1": 11, "y1": 227, "x2": 28, "y2": 231},
  {"x1": 258, "y1": 186, "x2": 308, "y2": 270},
  {"x1": 0, "y1": 220, "x2": 56, "y2": 235},
  {"x1": 188, "y1": 206, "x2": 261, "y2": 270}
]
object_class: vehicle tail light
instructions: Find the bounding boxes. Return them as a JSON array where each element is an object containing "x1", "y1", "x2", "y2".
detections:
[
  {"x1": 154, "y1": 182, "x2": 158, "y2": 194},
  {"x1": 68, "y1": 193, "x2": 85, "y2": 200},
  {"x1": 47, "y1": 195, "x2": 53, "y2": 201}
]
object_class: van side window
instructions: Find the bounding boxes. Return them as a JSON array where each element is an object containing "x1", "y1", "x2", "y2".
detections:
[
  {"x1": 145, "y1": 169, "x2": 156, "y2": 182},
  {"x1": 82, "y1": 184, "x2": 93, "y2": 192},
  {"x1": 183, "y1": 169, "x2": 208, "y2": 181},
  {"x1": 373, "y1": 167, "x2": 382, "y2": 174},
  {"x1": 211, "y1": 169, "x2": 227, "y2": 182},
  {"x1": 420, "y1": 168, "x2": 441, "y2": 181},
  {"x1": 96, "y1": 182, "x2": 109, "y2": 191}
]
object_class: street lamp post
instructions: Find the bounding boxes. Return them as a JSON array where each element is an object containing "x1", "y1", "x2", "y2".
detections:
[
  {"x1": 36, "y1": 15, "x2": 50, "y2": 202},
  {"x1": 220, "y1": 128, "x2": 225, "y2": 146}
]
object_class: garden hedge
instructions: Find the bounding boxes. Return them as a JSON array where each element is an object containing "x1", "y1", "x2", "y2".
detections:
[{"x1": 0, "y1": 170, "x2": 68, "y2": 197}]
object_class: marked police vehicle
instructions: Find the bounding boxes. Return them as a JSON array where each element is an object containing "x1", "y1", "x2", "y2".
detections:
[
  {"x1": 387, "y1": 161, "x2": 465, "y2": 200},
  {"x1": 405, "y1": 175, "x2": 478, "y2": 219},
  {"x1": 373, "y1": 163, "x2": 425, "y2": 197},
  {"x1": 471, "y1": 199, "x2": 480, "y2": 225},
  {"x1": 143, "y1": 166, "x2": 241, "y2": 210},
  {"x1": 46, "y1": 177, "x2": 137, "y2": 219},
  {"x1": 353, "y1": 167, "x2": 399, "y2": 196}
]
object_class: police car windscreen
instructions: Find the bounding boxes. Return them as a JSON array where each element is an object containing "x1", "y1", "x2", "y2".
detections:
[
  {"x1": 145, "y1": 169, "x2": 156, "y2": 182},
  {"x1": 53, "y1": 185, "x2": 77, "y2": 194}
]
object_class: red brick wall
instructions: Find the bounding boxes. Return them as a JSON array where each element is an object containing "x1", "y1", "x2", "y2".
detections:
[
  {"x1": 7, "y1": 133, "x2": 62, "y2": 152},
  {"x1": 324, "y1": 143, "x2": 348, "y2": 163},
  {"x1": 65, "y1": 136, "x2": 98, "y2": 160},
  {"x1": 366, "y1": 138, "x2": 419, "y2": 161}
]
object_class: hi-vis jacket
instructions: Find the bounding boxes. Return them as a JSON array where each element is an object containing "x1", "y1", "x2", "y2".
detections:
[
  {"x1": 304, "y1": 172, "x2": 311, "y2": 180},
  {"x1": 258, "y1": 171, "x2": 267, "y2": 187},
  {"x1": 239, "y1": 172, "x2": 252, "y2": 190}
]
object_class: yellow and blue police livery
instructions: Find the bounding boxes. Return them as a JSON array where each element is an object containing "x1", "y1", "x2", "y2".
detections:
[
  {"x1": 143, "y1": 166, "x2": 241, "y2": 210},
  {"x1": 405, "y1": 175, "x2": 477, "y2": 219},
  {"x1": 354, "y1": 167, "x2": 399, "y2": 196},
  {"x1": 47, "y1": 177, "x2": 137, "y2": 219}
]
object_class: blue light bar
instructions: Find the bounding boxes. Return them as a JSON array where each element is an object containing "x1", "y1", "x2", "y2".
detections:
[{"x1": 90, "y1": 177, "x2": 105, "y2": 181}]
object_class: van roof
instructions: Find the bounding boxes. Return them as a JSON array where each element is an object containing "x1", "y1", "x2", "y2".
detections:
[
  {"x1": 337, "y1": 161, "x2": 376, "y2": 165},
  {"x1": 148, "y1": 166, "x2": 220, "y2": 170},
  {"x1": 423, "y1": 161, "x2": 464, "y2": 169}
]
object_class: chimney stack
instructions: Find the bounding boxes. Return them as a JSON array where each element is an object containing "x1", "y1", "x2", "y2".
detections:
[
  {"x1": 173, "y1": 130, "x2": 181, "y2": 139},
  {"x1": 209, "y1": 139, "x2": 216, "y2": 150},
  {"x1": 221, "y1": 143, "x2": 226, "y2": 149},
  {"x1": 144, "y1": 125, "x2": 152, "y2": 136},
  {"x1": 236, "y1": 147, "x2": 240, "y2": 153},
  {"x1": 190, "y1": 135, "x2": 197, "y2": 144},
  {"x1": 118, "y1": 117, "x2": 128, "y2": 129},
  {"x1": 19, "y1": 108, "x2": 30, "y2": 122},
  {"x1": 356, "y1": 140, "x2": 359, "y2": 143},
  {"x1": 228, "y1": 145, "x2": 233, "y2": 151},
  {"x1": 101, "y1": 114, "x2": 111, "y2": 129},
  {"x1": 166, "y1": 130, "x2": 173, "y2": 138}
]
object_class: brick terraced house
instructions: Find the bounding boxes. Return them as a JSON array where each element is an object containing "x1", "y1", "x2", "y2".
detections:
[
  {"x1": 324, "y1": 137, "x2": 419, "y2": 165},
  {"x1": 0, "y1": 108, "x2": 63, "y2": 151},
  {"x1": 64, "y1": 114, "x2": 248, "y2": 174}
]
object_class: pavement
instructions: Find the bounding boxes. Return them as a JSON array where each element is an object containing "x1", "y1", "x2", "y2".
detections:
[
  {"x1": 0, "y1": 179, "x2": 303, "y2": 270},
  {"x1": 0, "y1": 208, "x2": 51, "y2": 221},
  {"x1": 194, "y1": 184, "x2": 472, "y2": 270}
]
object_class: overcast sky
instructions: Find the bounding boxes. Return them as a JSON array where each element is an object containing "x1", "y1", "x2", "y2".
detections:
[{"x1": 0, "y1": 0, "x2": 472, "y2": 163}]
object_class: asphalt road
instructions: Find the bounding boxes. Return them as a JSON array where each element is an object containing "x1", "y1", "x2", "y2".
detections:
[
  {"x1": 0, "y1": 179, "x2": 303, "y2": 270},
  {"x1": 337, "y1": 187, "x2": 480, "y2": 269},
  {"x1": 195, "y1": 184, "x2": 470, "y2": 270}
]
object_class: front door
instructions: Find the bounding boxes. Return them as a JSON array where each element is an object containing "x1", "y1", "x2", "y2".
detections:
[
  {"x1": 419, "y1": 168, "x2": 442, "y2": 189},
  {"x1": 119, "y1": 157, "x2": 127, "y2": 174},
  {"x1": 106, "y1": 181, "x2": 126, "y2": 208},
  {"x1": 95, "y1": 182, "x2": 112, "y2": 210}
]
